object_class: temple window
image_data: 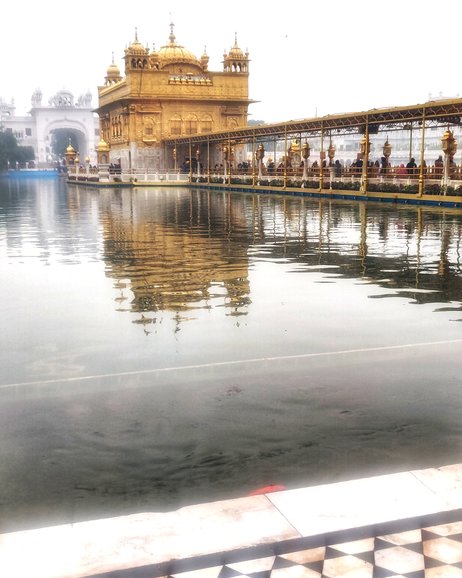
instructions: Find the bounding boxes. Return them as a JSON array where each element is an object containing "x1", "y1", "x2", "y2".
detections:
[
  {"x1": 170, "y1": 117, "x2": 182, "y2": 135},
  {"x1": 185, "y1": 117, "x2": 198, "y2": 135},
  {"x1": 201, "y1": 117, "x2": 213, "y2": 133}
]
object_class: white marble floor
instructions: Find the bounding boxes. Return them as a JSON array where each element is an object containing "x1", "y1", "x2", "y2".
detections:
[{"x1": 2, "y1": 464, "x2": 462, "y2": 578}]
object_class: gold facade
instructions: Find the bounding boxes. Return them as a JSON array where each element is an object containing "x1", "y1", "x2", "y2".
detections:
[{"x1": 96, "y1": 24, "x2": 252, "y2": 170}]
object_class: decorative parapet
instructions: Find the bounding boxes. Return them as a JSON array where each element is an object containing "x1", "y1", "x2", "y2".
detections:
[{"x1": 168, "y1": 75, "x2": 212, "y2": 85}]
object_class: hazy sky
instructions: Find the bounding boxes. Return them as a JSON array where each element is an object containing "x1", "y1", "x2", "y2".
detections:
[{"x1": 3, "y1": 0, "x2": 461, "y2": 123}]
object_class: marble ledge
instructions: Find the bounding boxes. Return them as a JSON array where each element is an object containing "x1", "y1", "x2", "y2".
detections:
[
  {"x1": 267, "y1": 463, "x2": 462, "y2": 537},
  {"x1": 0, "y1": 494, "x2": 299, "y2": 578},
  {"x1": 1, "y1": 463, "x2": 462, "y2": 578}
]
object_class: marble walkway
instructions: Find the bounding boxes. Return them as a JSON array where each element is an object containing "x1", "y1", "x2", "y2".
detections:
[{"x1": 2, "y1": 464, "x2": 462, "y2": 578}]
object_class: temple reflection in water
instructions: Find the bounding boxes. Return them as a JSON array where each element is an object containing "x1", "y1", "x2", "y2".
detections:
[
  {"x1": 98, "y1": 190, "x2": 252, "y2": 324},
  {"x1": 4, "y1": 178, "x2": 462, "y2": 531},
  {"x1": 66, "y1": 186, "x2": 462, "y2": 329}
]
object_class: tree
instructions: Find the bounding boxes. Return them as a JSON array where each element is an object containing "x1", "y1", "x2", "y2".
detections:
[{"x1": 0, "y1": 126, "x2": 35, "y2": 170}]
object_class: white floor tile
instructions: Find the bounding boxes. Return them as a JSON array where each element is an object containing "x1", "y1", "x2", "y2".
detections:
[
  {"x1": 266, "y1": 471, "x2": 448, "y2": 536},
  {"x1": 412, "y1": 464, "x2": 462, "y2": 509}
]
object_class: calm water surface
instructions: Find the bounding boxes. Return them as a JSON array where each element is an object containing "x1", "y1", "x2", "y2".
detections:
[{"x1": 1, "y1": 178, "x2": 462, "y2": 531}]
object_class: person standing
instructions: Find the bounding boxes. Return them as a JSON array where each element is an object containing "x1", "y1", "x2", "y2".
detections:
[{"x1": 406, "y1": 157, "x2": 417, "y2": 175}]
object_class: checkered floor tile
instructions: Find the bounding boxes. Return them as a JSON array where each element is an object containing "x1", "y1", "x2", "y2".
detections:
[{"x1": 153, "y1": 516, "x2": 462, "y2": 578}]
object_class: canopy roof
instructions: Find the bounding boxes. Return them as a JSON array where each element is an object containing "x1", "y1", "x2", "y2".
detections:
[{"x1": 164, "y1": 98, "x2": 462, "y2": 144}]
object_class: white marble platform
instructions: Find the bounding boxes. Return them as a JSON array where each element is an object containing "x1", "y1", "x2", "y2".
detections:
[{"x1": 2, "y1": 463, "x2": 462, "y2": 578}]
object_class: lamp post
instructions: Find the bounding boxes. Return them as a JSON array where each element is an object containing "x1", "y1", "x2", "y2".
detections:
[
  {"x1": 256, "y1": 144, "x2": 265, "y2": 182},
  {"x1": 223, "y1": 145, "x2": 228, "y2": 183},
  {"x1": 173, "y1": 146, "x2": 177, "y2": 171},
  {"x1": 228, "y1": 146, "x2": 234, "y2": 185},
  {"x1": 360, "y1": 132, "x2": 370, "y2": 193},
  {"x1": 301, "y1": 141, "x2": 310, "y2": 185},
  {"x1": 328, "y1": 139, "x2": 336, "y2": 190},
  {"x1": 327, "y1": 139, "x2": 336, "y2": 167},
  {"x1": 382, "y1": 138, "x2": 391, "y2": 175},
  {"x1": 441, "y1": 128, "x2": 457, "y2": 194},
  {"x1": 196, "y1": 147, "x2": 201, "y2": 178}
]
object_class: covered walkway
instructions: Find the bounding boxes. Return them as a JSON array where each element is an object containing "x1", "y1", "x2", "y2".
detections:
[{"x1": 163, "y1": 98, "x2": 462, "y2": 197}]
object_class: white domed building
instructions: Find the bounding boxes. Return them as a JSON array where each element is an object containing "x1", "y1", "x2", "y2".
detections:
[{"x1": 0, "y1": 89, "x2": 99, "y2": 166}]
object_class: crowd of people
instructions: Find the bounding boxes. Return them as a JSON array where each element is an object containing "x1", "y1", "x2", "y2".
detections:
[{"x1": 207, "y1": 154, "x2": 459, "y2": 180}]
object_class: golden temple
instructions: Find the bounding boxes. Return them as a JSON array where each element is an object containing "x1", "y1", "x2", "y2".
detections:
[{"x1": 96, "y1": 23, "x2": 252, "y2": 171}]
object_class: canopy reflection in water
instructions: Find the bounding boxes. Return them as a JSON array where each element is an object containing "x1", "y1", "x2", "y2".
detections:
[{"x1": 1, "y1": 178, "x2": 462, "y2": 531}]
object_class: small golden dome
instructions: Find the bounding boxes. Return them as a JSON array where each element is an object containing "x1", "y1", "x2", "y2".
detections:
[
  {"x1": 66, "y1": 143, "x2": 75, "y2": 154},
  {"x1": 228, "y1": 33, "x2": 244, "y2": 58},
  {"x1": 96, "y1": 138, "x2": 110, "y2": 152},
  {"x1": 106, "y1": 53, "x2": 121, "y2": 77},
  {"x1": 125, "y1": 28, "x2": 148, "y2": 56}
]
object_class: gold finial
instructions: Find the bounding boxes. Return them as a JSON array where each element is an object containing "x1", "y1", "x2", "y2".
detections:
[
  {"x1": 234, "y1": 32, "x2": 238, "y2": 46},
  {"x1": 169, "y1": 20, "x2": 176, "y2": 44},
  {"x1": 111, "y1": 51, "x2": 115, "y2": 64},
  {"x1": 201, "y1": 45, "x2": 209, "y2": 69},
  {"x1": 135, "y1": 27, "x2": 138, "y2": 42}
]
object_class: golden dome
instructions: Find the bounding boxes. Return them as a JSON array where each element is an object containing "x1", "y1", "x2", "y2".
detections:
[
  {"x1": 66, "y1": 143, "x2": 75, "y2": 154},
  {"x1": 96, "y1": 138, "x2": 110, "y2": 152},
  {"x1": 158, "y1": 22, "x2": 200, "y2": 68},
  {"x1": 106, "y1": 53, "x2": 121, "y2": 77},
  {"x1": 228, "y1": 33, "x2": 244, "y2": 58}
]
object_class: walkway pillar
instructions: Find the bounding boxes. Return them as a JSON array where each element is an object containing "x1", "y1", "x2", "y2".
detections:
[
  {"x1": 319, "y1": 123, "x2": 324, "y2": 191},
  {"x1": 418, "y1": 108, "x2": 426, "y2": 197},
  {"x1": 360, "y1": 118, "x2": 370, "y2": 194}
]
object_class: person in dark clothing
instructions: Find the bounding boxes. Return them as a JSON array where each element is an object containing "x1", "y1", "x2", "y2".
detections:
[{"x1": 406, "y1": 157, "x2": 417, "y2": 175}]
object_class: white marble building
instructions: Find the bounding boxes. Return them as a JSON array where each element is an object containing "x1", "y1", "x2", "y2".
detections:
[{"x1": 0, "y1": 89, "x2": 100, "y2": 166}]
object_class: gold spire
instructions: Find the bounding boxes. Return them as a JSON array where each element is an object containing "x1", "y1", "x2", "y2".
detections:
[
  {"x1": 201, "y1": 45, "x2": 209, "y2": 69},
  {"x1": 169, "y1": 21, "x2": 176, "y2": 44}
]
